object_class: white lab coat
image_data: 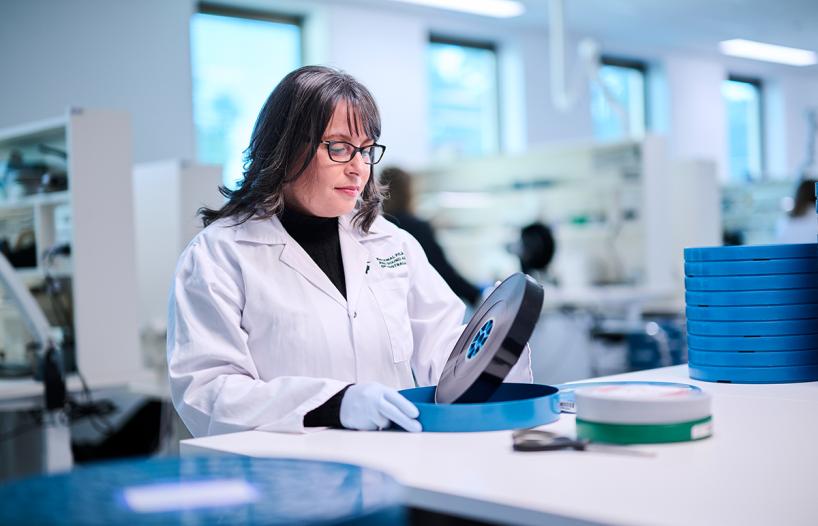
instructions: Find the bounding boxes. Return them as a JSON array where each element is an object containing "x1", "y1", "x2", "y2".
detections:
[{"x1": 167, "y1": 212, "x2": 532, "y2": 437}]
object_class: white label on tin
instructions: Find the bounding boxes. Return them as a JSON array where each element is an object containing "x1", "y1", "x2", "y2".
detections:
[
  {"x1": 586, "y1": 385, "x2": 694, "y2": 399},
  {"x1": 691, "y1": 421, "x2": 713, "y2": 440},
  {"x1": 560, "y1": 400, "x2": 576, "y2": 413}
]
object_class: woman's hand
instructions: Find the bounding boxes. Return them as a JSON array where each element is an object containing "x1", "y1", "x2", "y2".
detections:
[{"x1": 339, "y1": 383, "x2": 422, "y2": 432}]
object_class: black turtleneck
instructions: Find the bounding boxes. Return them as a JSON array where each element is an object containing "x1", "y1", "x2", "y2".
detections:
[
  {"x1": 279, "y1": 207, "x2": 346, "y2": 299},
  {"x1": 279, "y1": 207, "x2": 350, "y2": 427}
]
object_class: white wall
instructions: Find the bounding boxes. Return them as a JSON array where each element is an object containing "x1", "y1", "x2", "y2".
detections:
[
  {"x1": 663, "y1": 55, "x2": 730, "y2": 181},
  {"x1": 0, "y1": 0, "x2": 196, "y2": 163},
  {"x1": 322, "y1": 5, "x2": 430, "y2": 169}
]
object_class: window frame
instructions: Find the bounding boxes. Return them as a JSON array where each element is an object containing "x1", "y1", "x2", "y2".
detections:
[
  {"x1": 598, "y1": 55, "x2": 650, "y2": 134},
  {"x1": 725, "y1": 74, "x2": 765, "y2": 180},
  {"x1": 196, "y1": 2, "x2": 304, "y2": 64},
  {"x1": 428, "y1": 34, "x2": 502, "y2": 157},
  {"x1": 190, "y1": 3, "x2": 303, "y2": 187},
  {"x1": 599, "y1": 55, "x2": 651, "y2": 133}
]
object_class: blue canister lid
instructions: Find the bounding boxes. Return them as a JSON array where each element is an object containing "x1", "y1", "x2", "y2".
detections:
[
  {"x1": 685, "y1": 273, "x2": 818, "y2": 291},
  {"x1": 684, "y1": 258, "x2": 817, "y2": 277},
  {"x1": 689, "y1": 363, "x2": 818, "y2": 383},
  {"x1": 0, "y1": 456, "x2": 405, "y2": 525},
  {"x1": 685, "y1": 289, "x2": 818, "y2": 306},
  {"x1": 401, "y1": 383, "x2": 559, "y2": 432},
  {"x1": 687, "y1": 319, "x2": 818, "y2": 337},
  {"x1": 684, "y1": 243, "x2": 818, "y2": 262},
  {"x1": 687, "y1": 333, "x2": 818, "y2": 351},
  {"x1": 686, "y1": 303, "x2": 818, "y2": 321},
  {"x1": 688, "y1": 349, "x2": 818, "y2": 367}
]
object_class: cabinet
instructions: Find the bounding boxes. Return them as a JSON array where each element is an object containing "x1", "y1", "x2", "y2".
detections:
[
  {"x1": 413, "y1": 136, "x2": 720, "y2": 295},
  {"x1": 132, "y1": 160, "x2": 222, "y2": 381},
  {"x1": 0, "y1": 108, "x2": 143, "y2": 386}
]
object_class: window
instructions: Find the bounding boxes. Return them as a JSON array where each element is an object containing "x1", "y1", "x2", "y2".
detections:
[
  {"x1": 428, "y1": 36, "x2": 499, "y2": 160},
  {"x1": 723, "y1": 76, "x2": 763, "y2": 181},
  {"x1": 190, "y1": 5, "x2": 301, "y2": 188},
  {"x1": 591, "y1": 57, "x2": 647, "y2": 141}
]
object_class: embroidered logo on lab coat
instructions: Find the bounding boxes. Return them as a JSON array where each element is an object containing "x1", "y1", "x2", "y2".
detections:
[{"x1": 376, "y1": 251, "x2": 407, "y2": 269}]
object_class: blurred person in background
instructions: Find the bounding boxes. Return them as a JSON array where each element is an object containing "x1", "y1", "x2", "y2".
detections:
[
  {"x1": 380, "y1": 166, "x2": 483, "y2": 306},
  {"x1": 776, "y1": 178, "x2": 818, "y2": 243}
]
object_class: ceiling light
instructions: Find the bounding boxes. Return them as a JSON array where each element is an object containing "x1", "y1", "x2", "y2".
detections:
[
  {"x1": 390, "y1": 0, "x2": 525, "y2": 18},
  {"x1": 719, "y1": 39, "x2": 817, "y2": 66}
]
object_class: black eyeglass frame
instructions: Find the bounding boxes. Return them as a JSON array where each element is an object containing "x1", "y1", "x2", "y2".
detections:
[{"x1": 320, "y1": 140, "x2": 386, "y2": 165}]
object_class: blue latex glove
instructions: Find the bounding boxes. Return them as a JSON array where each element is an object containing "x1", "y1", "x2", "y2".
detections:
[{"x1": 339, "y1": 383, "x2": 422, "y2": 432}]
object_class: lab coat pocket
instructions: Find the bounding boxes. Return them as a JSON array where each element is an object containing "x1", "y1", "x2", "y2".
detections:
[{"x1": 370, "y1": 281, "x2": 413, "y2": 363}]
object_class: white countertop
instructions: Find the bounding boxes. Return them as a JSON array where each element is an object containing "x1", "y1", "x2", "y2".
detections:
[{"x1": 180, "y1": 365, "x2": 818, "y2": 526}]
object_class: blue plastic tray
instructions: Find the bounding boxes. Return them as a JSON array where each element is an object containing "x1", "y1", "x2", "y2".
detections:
[
  {"x1": 687, "y1": 319, "x2": 818, "y2": 337},
  {"x1": 400, "y1": 383, "x2": 560, "y2": 432},
  {"x1": 684, "y1": 258, "x2": 817, "y2": 277},
  {"x1": 685, "y1": 303, "x2": 818, "y2": 321},
  {"x1": 685, "y1": 274, "x2": 818, "y2": 291},
  {"x1": 687, "y1": 333, "x2": 818, "y2": 351},
  {"x1": 688, "y1": 349, "x2": 818, "y2": 367},
  {"x1": 684, "y1": 243, "x2": 818, "y2": 262},
  {"x1": 685, "y1": 289, "x2": 818, "y2": 306},
  {"x1": 688, "y1": 363, "x2": 818, "y2": 383}
]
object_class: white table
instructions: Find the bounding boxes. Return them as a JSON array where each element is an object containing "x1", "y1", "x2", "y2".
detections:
[{"x1": 180, "y1": 365, "x2": 818, "y2": 526}]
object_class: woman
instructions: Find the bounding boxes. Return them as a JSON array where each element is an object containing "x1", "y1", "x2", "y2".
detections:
[{"x1": 167, "y1": 65, "x2": 532, "y2": 437}]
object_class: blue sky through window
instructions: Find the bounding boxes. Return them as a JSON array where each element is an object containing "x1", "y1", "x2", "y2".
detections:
[
  {"x1": 428, "y1": 41, "x2": 499, "y2": 160},
  {"x1": 591, "y1": 64, "x2": 646, "y2": 141},
  {"x1": 190, "y1": 13, "x2": 300, "y2": 188},
  {"x1": 723, "y1": 79, "x2": 763, "y2": 181}
]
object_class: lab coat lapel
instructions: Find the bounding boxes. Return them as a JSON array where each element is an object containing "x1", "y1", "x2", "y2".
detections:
[
  {"x1": 278, "y1": 243, "x2": 347, "y2": 308},
  {"x1": 338, "y1": 214, "x2": 392, "y2": 316},
  {"x1": 339, "y1": 222, "x2": 369, "y2": 317},
  {"x1": 264, "y1": 217, "x2": 347, "y2": 308}
]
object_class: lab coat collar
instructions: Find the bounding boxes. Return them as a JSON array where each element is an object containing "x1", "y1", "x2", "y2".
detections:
[
  {"x1": 233, "y1": 212, "x2": 392, "y2": 245},
  {"x1": 233, "y1": 212, "x2": 393, "y2": 312},
  {"x1": 338, "y1": 214, "x2": 392, "y2": 243}
]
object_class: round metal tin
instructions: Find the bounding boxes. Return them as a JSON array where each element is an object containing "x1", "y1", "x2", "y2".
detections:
[
  {"x1": 555, "y1": 381, "x2": 702, "y2": 414},
  {"x1": 685, "y1": 273, "x2": 818, "y2": 291},
  {"x1": 685, "y1": 289, "x2": 818, "y2": 306},
  {"x1": 401, "y1": 383, "x2": 560, "y2": 432},
  {"x1": 688, "y1": 349, "x2": 818, "y2": 367},
  {"x1": 684, "y1": 258, "x2": 817, "y2": 277},
  {"x1": 576, "y1": 416, "x2": 713, "y2": 444},
  {"x1": 574, "y1": 384, "x2": 712, "y2": 425},
  {"x1": 684, "y1": 243, "x2": 818, "y2": 262},
  {"x1": 686, "y1": 319, "x2": 818, "y2": 337},
  {"x1": 685, "y1": 303, "x2": 818, "y2": 321},
  {"x1": 0, "y1": 456, "x2": 405, "y2": 526},
  {"x1": 435, "y1": 273, "x2": 544, "y2": 404},
  {"x1": 687, "y1": 333, "x2": 818, "y2": 351},
  {"x1": 688, "y1": 363, "x2": 818, "y2": 383}
]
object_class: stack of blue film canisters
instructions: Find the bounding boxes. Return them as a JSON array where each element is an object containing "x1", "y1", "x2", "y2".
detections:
[{"x1": 684, "y1": 242, "x2": 818, "y2": 383}]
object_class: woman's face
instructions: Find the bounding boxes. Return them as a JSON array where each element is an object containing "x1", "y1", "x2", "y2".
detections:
[{"x1": 284, "y1": 101, "x2": 373, "y2": 218}]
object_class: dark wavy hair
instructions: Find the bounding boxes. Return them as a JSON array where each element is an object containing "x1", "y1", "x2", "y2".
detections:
[
  {"x1": 199, "y1": 65, "x2": 385, "y2": 231},
  {"x1": 380, "y1": 166, "x2": 413, "y2": 216}
]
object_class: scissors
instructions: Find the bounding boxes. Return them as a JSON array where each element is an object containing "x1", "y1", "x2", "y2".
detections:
[{"x1": 511, "y1": 429, "x2": 655, "y2": 457}]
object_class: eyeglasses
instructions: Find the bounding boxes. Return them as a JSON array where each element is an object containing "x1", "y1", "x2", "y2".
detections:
[{"x1": 321, "y1": 140, "x2": 386, "y2": 165}]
